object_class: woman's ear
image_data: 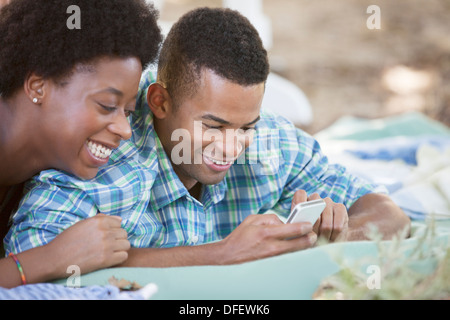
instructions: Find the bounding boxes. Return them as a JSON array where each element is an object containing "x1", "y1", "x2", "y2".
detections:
[
  {"x1": 146, "y1": 82, "x2": 171, "y2": 119},
  {"x1": 24, "y1": 73, "x2": 45, "y2": 105}
]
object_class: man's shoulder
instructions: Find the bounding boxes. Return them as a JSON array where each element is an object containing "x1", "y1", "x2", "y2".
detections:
[
  {"x1": 229, "y1": 111, "x2": 316, "y2": 180},
  {"x1": 29, "y1": 157, "x2": 157, "y2": 198},
  {"x1": 22, "y1": 158, "x2": 157, "y2": 216},
  {"x1": 257, "y1": 110, "x2": 315, "y2": 142},
  {"x1": 253, "y1": 110, "x2": 318, "y2": 158}
]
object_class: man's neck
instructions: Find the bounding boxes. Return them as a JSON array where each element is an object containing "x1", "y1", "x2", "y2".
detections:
[
  {"x1": 170, "y1": 165, "x2": 202, "y2": 201},
  {"x1": 188, "y1": 182, "x2": 202, "y2": 201}
]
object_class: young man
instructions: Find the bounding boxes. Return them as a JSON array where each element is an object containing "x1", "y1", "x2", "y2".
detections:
[{"x1": 6, "y1": 8, "x2": 410, "y2": 268}]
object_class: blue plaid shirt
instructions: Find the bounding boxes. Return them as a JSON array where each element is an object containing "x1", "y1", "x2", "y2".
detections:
[{"x1": 4, "y1": 70, "x2": 385, "y2": 254}]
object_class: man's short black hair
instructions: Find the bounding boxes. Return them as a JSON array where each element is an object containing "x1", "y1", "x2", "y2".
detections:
[
  {"x1": 0, "y1": 0, "x2": 162, "y2": 98},
  {"x1": 157, "y1": 7, "x2": 269, "y2": 107}
]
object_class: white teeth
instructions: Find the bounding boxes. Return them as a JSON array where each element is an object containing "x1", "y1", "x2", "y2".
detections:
[
  {"x1": 210, "y1": 158, "x2": 233, "y2": 166},
  {"x1": 87, "y1": 140, "x2": 112, "y2": 159}
]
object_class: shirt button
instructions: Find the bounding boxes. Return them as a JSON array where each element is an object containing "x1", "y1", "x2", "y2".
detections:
[{"x1": 191, "y1": 235, "x2": 199, "y2": 244}]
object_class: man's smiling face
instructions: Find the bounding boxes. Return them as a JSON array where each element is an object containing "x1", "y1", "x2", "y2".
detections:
[{"x1": 155, "y1": 68, "x2": 265, "y2": 189}]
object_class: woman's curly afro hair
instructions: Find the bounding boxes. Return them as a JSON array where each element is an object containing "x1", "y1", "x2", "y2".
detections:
[
  {"x1": 0, "y1": 0, "x2": 162, "y2": 98},
  {"x1": 157, "y1": 7, "x2": 269, "y2": 106}
]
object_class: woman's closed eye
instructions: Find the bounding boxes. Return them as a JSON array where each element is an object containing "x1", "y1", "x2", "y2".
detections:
[
  {"x1": 98, "y1": 103, "x2": 117, "y2": 113},
  {"x1": 98, "y1": 103, "x2": 134, "y2": 117}
]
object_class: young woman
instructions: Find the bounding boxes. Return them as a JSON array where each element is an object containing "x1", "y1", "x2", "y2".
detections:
[{"x1": 0, "y1": 0, "x2": 162, "y2": 288}]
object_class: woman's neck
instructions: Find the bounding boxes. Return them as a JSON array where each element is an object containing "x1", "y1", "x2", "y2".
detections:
[
  {"x1": 0, "y1": 186, "x2": 7, "y2": 204},
  {"x1": 0, "y1": 97, "x2": 43, "y2": 186},
  {"x1": 0, "y1": 152, "x2": 40, "y2": 186}
]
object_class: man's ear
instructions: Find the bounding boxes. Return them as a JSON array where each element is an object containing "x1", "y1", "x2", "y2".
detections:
[
  {"x1": 147, "y1": 82, "x2": 172, "y2": 119},
  {"x1": 24, "y1": 73, "x2": 46, "y2": 105}
]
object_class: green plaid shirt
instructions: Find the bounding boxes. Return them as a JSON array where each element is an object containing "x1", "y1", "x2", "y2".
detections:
[{"x1": 5, "y1": 70, "x2": 385, "y2": 253}]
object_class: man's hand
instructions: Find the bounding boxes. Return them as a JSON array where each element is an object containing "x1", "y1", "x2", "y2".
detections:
[
  {"x1": 291, "y1": 190, "x2": 349, "y2": 242},
  {"x1": 217, "y1": 213, "x2": 317, "y2": 265}
]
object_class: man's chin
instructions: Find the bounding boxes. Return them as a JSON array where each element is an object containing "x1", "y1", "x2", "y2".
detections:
[{"x1": 197, "y1": 171, "x2": 228, "y2": 186}]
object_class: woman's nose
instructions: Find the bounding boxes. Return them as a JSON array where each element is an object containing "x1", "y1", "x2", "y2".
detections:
[{"x1": 109, "y1": 113, "x2": 132, "y2": 141}]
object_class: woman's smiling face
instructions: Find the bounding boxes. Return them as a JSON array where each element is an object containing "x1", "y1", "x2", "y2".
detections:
[{"x1": 37, "y1": 56, "x2": 142, "y2": 179}]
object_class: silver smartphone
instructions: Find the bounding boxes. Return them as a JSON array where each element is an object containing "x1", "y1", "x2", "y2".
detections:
[{"x1": 286, "y1": 199, "x2": 326, "y2": 225}]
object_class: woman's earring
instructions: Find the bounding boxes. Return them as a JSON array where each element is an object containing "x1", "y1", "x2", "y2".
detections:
[{"x1": 32, "y1": 98, "x2": 38, "y2": 104}]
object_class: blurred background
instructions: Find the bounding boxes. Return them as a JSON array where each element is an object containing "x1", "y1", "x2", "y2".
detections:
[
  {"x1": 154, "y1": 0, "x2": 450, "y2": 134},
  {"x1": 1, "y1": 0, "x2": 448, "y2": 134}
]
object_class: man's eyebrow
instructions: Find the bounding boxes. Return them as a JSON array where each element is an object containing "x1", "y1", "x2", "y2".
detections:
[
  {"x1": 245, "y1": 115, "x2": 261, "y2": 126},
  {"x1": 201, "y1": 114, "x2": 260, "y2": 126},
  {"x1": 201, "y1": 114, "x2": 231, "y2": 125}
]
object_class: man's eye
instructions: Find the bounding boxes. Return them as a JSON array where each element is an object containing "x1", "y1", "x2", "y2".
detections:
[{"x1": 204, "y1": 123, "x2": 222, "y2": 130}]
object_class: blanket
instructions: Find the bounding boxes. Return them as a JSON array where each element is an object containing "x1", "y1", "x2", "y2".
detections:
[{"x1": 315, "y1": 112, "x2": 450, "y2": 220}]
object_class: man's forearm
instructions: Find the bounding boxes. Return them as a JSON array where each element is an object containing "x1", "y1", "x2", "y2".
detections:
[
  {"x1": 120, "y1": 242, "x2": 225, "y2": 268},
  {"x1": 119, "y1": 214, "x2": 318, "y2": 268},
  {"x1": 347, "y1": 193, "x2": 410, "y2": 240}
]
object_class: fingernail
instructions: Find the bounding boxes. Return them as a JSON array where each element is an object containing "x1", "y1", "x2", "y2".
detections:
[{"x1": 308, "y1": 232, "x2": 317, "y2": 244}]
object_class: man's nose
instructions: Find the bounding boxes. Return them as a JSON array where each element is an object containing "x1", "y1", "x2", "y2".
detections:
[{"x1": 217, "y1": 130, "x2": 252, "y2": 160}]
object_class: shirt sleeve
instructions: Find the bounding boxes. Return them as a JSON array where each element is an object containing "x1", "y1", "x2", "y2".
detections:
[
  {"x1": 271, "y1": 120, "x2": 387, "y2": 216},
  {"x1": 4, "y1": 174, "x2": 97, "y2": 255},
  {"x1": 4, "y1": 156, "x2": 156, "y2": 255}
]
